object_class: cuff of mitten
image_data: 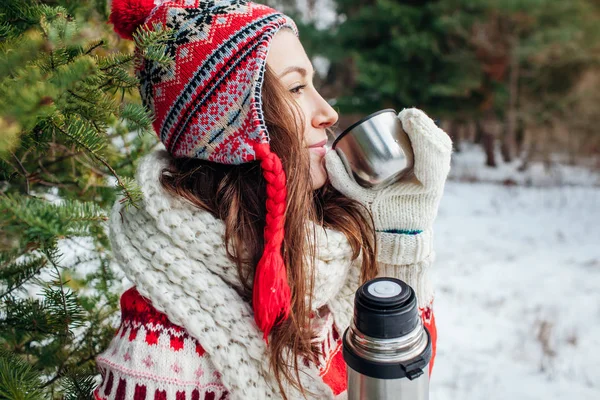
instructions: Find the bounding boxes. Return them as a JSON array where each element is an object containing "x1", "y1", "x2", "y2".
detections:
[
  {"x1": 376, "y1": 229, "x2": 433, "y2": 265},
  {"x1": 377, "y1": 252, "x2": 434, "y2": 308}
]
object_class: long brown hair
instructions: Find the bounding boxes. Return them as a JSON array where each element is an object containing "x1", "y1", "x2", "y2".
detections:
[{"x1": 159, "y1": 65, "x2": 377, "y2": 398}]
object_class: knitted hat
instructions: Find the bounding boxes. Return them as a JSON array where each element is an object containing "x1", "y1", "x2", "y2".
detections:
[{"x1": 109, "y1": 0, "x2": 298, "y2": 341}]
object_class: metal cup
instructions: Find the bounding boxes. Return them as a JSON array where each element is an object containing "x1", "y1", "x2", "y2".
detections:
[{"x1": 332, "y1": 109, "x2": 414, "y2": 189}]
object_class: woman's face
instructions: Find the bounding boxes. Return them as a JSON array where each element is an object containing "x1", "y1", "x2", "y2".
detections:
[{"x1": 266, "y1": 29, "x2": 339, "y2": 190}]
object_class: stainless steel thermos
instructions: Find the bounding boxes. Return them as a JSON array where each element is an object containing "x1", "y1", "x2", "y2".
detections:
[
  {"x1": 332, "y1": 109, "x2": 414, "y2": 189},
  {"x1": 343, "y1": 277, "x2": 432, "y2": 400}
]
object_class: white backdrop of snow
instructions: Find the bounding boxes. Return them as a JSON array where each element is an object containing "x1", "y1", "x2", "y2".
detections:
[
  {"x1": 430, "y1": 180, "x2": 600, "y2": 399},
  {"x1": 449, "y1": 143, "x2": 600, "y2": 187}
]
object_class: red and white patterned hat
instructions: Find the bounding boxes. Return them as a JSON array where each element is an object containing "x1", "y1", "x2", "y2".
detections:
[{"x1": 110, "y1": 0, "x2": 297, "y2": 340}]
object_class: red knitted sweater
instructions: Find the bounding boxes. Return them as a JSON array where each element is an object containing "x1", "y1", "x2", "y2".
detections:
[{"x1": 94, "y1": 288, "x2": 437, "y2": 399}]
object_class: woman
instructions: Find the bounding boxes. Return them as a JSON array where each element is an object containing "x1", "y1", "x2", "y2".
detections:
[{"x1": 96, "y1": 1, "x2": 452, "y2": 399}]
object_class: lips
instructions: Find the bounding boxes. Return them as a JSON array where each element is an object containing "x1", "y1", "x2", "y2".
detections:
[
  {"x1": 308, "y1": 139, "x2": 328, "y2": 148},
  {"x1": 308, "y1": 138, "x2": 328, "y2": 157}
]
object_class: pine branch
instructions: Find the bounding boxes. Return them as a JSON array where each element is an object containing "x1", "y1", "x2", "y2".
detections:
[
  {"x1": 133, "y1": 23, "x2": 176, "y2": 68},
  {"x1": 120, "y1": 103, "x2": 154, "y2": 135},
  {"x1": 38, "y1": 6, "x2": 77, "y2": 46},
  {"x1": 55, "y1": 118, "x2": 97, "y2": 149},
  {"x1": 0, "y1": 21, "x2": 16, "y2": 39},
  {"x1": 2, "y1": 296, "x2": 52, "y2": 335},
  {"x1": 60, "y1": 370, "x2": 95, "y2": 400},
  {"x1": 0, "y1": 250, "x2": 85, "y2": 338},
  {"x1": 0, "y1": 3, "x2": 173, "y2": 397},
  {"x1": 0, "y1": 0, "x2": 44, "y2": 38},
  {"x1": 45, "y1": 258, "x2": 78, "y2": 337},
  {"x1": 97, "y1": 52, "x2": 134, "y2": 71},
  {"x1": 0, "y1": 253, "x2": 47, "y2": 298},
  {"x1": 66, "y1": 89, "x2": 96, "y2": 107},
  {"x1": 83, "y1": 39, "x2": 105, "y2": 55},
  {"x1": 0, "y1": 350, "x2": 46, "y2": 400},
  {"x1": 116, "y1": 176, "x2": 143, "y2": 209},
  {"x1": 50, "y1": 122, "x2": 138, "y2": 205},
  {"x1": 49, "y1": 57, "x2": 97, "y2": 92},
  {"x1": 33, "y1": 153, "x2": 81, "y2": 187},
  {"x1": 71, "y1": 158, "x2": 109, "y2": 180},
  {"x1": 42, "y1": 333, "x2": 99, "y2": 390},
  {"x1": 0, "y1": 193, "x2": 108, "y2": 248},
  {"x1": 9, "y1": 151, "x2": 30, "y2": 194},
  {"x1": 35, "y1": 148, "x2": 84, "y2": 170},
  {"x1": 0, "y1": 156, "x2": 20, "y2": 182},
  {"x1": 102, "y1": 66, "x2": 139, "y2": 89}
]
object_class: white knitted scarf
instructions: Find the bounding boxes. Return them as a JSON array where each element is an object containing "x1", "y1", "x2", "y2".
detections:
[{"x1": 108, "y1": 145, "x2": 360, "y2": 399}]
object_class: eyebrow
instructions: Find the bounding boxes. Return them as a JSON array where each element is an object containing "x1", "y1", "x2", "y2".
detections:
[{"x1": 278, "y1": 66, "x2": 316, "y2": 78}]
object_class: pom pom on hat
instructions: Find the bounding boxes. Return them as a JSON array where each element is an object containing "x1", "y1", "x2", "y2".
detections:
[{"x1": 109, "y1": 0, "x2": 157, "y2": 40}]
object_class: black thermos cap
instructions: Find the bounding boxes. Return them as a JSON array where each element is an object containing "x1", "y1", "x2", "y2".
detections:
[{"x1": 354, "y1": 277, "x2": 420, "y2": 339}]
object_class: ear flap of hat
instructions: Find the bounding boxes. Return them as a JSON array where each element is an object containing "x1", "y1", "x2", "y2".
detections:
[
  {"x1": 246, "y1": 20, "x2": 298, "y2": 341},
  {"x1": 251, "y1": 142, "x2": 290, "y2": 341}
]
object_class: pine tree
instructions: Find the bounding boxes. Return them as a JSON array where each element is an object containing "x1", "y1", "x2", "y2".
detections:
[
  {"x1": 0, "y1": 1, "x2": 173, "y2": 397},
  {"x1": 434, "y1": 0, "x2": 600, "y2": 164},
  {"x1": 297, "y1": 0, "x2": 599, "y2": 165},
  {"x1": 298, "y1": 0, "x2": 483, "y2": 117}
]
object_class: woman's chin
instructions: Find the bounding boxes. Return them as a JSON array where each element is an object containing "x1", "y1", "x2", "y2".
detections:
[
  {"x1": 311, "y1": 177, "x2": 326, "y2": 190},
  {"x1": 309, "y1": 150, "x2": 328, "y2": 190},
  {"x1": 310, "y1": 165, "x2": 328, "y2": 190}
]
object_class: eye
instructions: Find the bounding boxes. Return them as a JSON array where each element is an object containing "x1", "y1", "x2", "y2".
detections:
[{"x1": 289, "y1": 84, "x2": 307, "y2": 95}]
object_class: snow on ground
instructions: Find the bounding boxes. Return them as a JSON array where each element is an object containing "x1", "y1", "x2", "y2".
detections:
[
  {"x1": 449, "y1": 142, "x2": 600, "y2": 187},
  {"x1": 431, "y1": 168, "x2": 600, "y2": 399}
]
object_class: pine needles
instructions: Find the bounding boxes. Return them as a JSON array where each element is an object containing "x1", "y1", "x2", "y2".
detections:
[{"x1": 0, "y1": 1, "x2": 173, "y2": 397}]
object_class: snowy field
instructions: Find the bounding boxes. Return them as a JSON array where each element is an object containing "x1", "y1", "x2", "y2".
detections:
[
  {"x1": 430, "y1": 169, "x2": 600, "y2": 399},
  {"x1": 448, "y1": 143, "x2": 600, "y2": 187}
]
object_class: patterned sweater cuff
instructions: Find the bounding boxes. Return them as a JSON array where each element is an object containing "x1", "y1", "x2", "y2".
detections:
[{"x1": 376, "y1": 229, "x2": 433, "y2": 265}]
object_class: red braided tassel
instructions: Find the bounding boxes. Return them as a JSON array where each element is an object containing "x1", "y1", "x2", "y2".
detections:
[{"x1": 252, "y1": 142, "x2": 290, "y2": 342}]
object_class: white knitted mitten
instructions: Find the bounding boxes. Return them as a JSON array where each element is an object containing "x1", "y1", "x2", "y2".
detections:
[{"x1": 325, "y1": 108, "x2": 452, "y2": 267}]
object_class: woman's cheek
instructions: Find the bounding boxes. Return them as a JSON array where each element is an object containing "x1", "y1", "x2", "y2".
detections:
[{"x1": 297, "y1": 98, "x2": 312, "y2": 140}]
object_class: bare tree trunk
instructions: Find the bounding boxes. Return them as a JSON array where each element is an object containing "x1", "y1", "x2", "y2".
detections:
[
  {"x1": 542, "y1": 125, "x2": 552, "y2": 172},
  {"x1": 502, "y1": 35, "x2": 520, "y2": 163},
  {"x1": 483, "y1": 133, "x2": 497, "y2": 167},
  {"x1": 516, "y1": 118, "x2": 525, "y2": 156},
  {"x1": 455, "y1": 121, "x2": 465, "y2": 152},
  {"x1": 445, "y1": 120, "x2": 460, "y2": 152},
  {"x1": 568, "y1": 122, "x2": 577, "y2": 165},
  {"x1": 466, "y1": 120, "x2": 477, "y2": 142},
  {"x1": 518, "y1": 128, "x2": 533, "y2": 172},
  {"x1": 474, "y1": 119, "x2": 483, "y2": 144},
  {"x1": 477, "y1": 117, "x2": 497, "y2": 167}
]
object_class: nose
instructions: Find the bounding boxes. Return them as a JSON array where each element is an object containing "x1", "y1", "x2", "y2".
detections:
[{"x1": 312, "y1": 91, "x2": 338, "y2": 129}]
